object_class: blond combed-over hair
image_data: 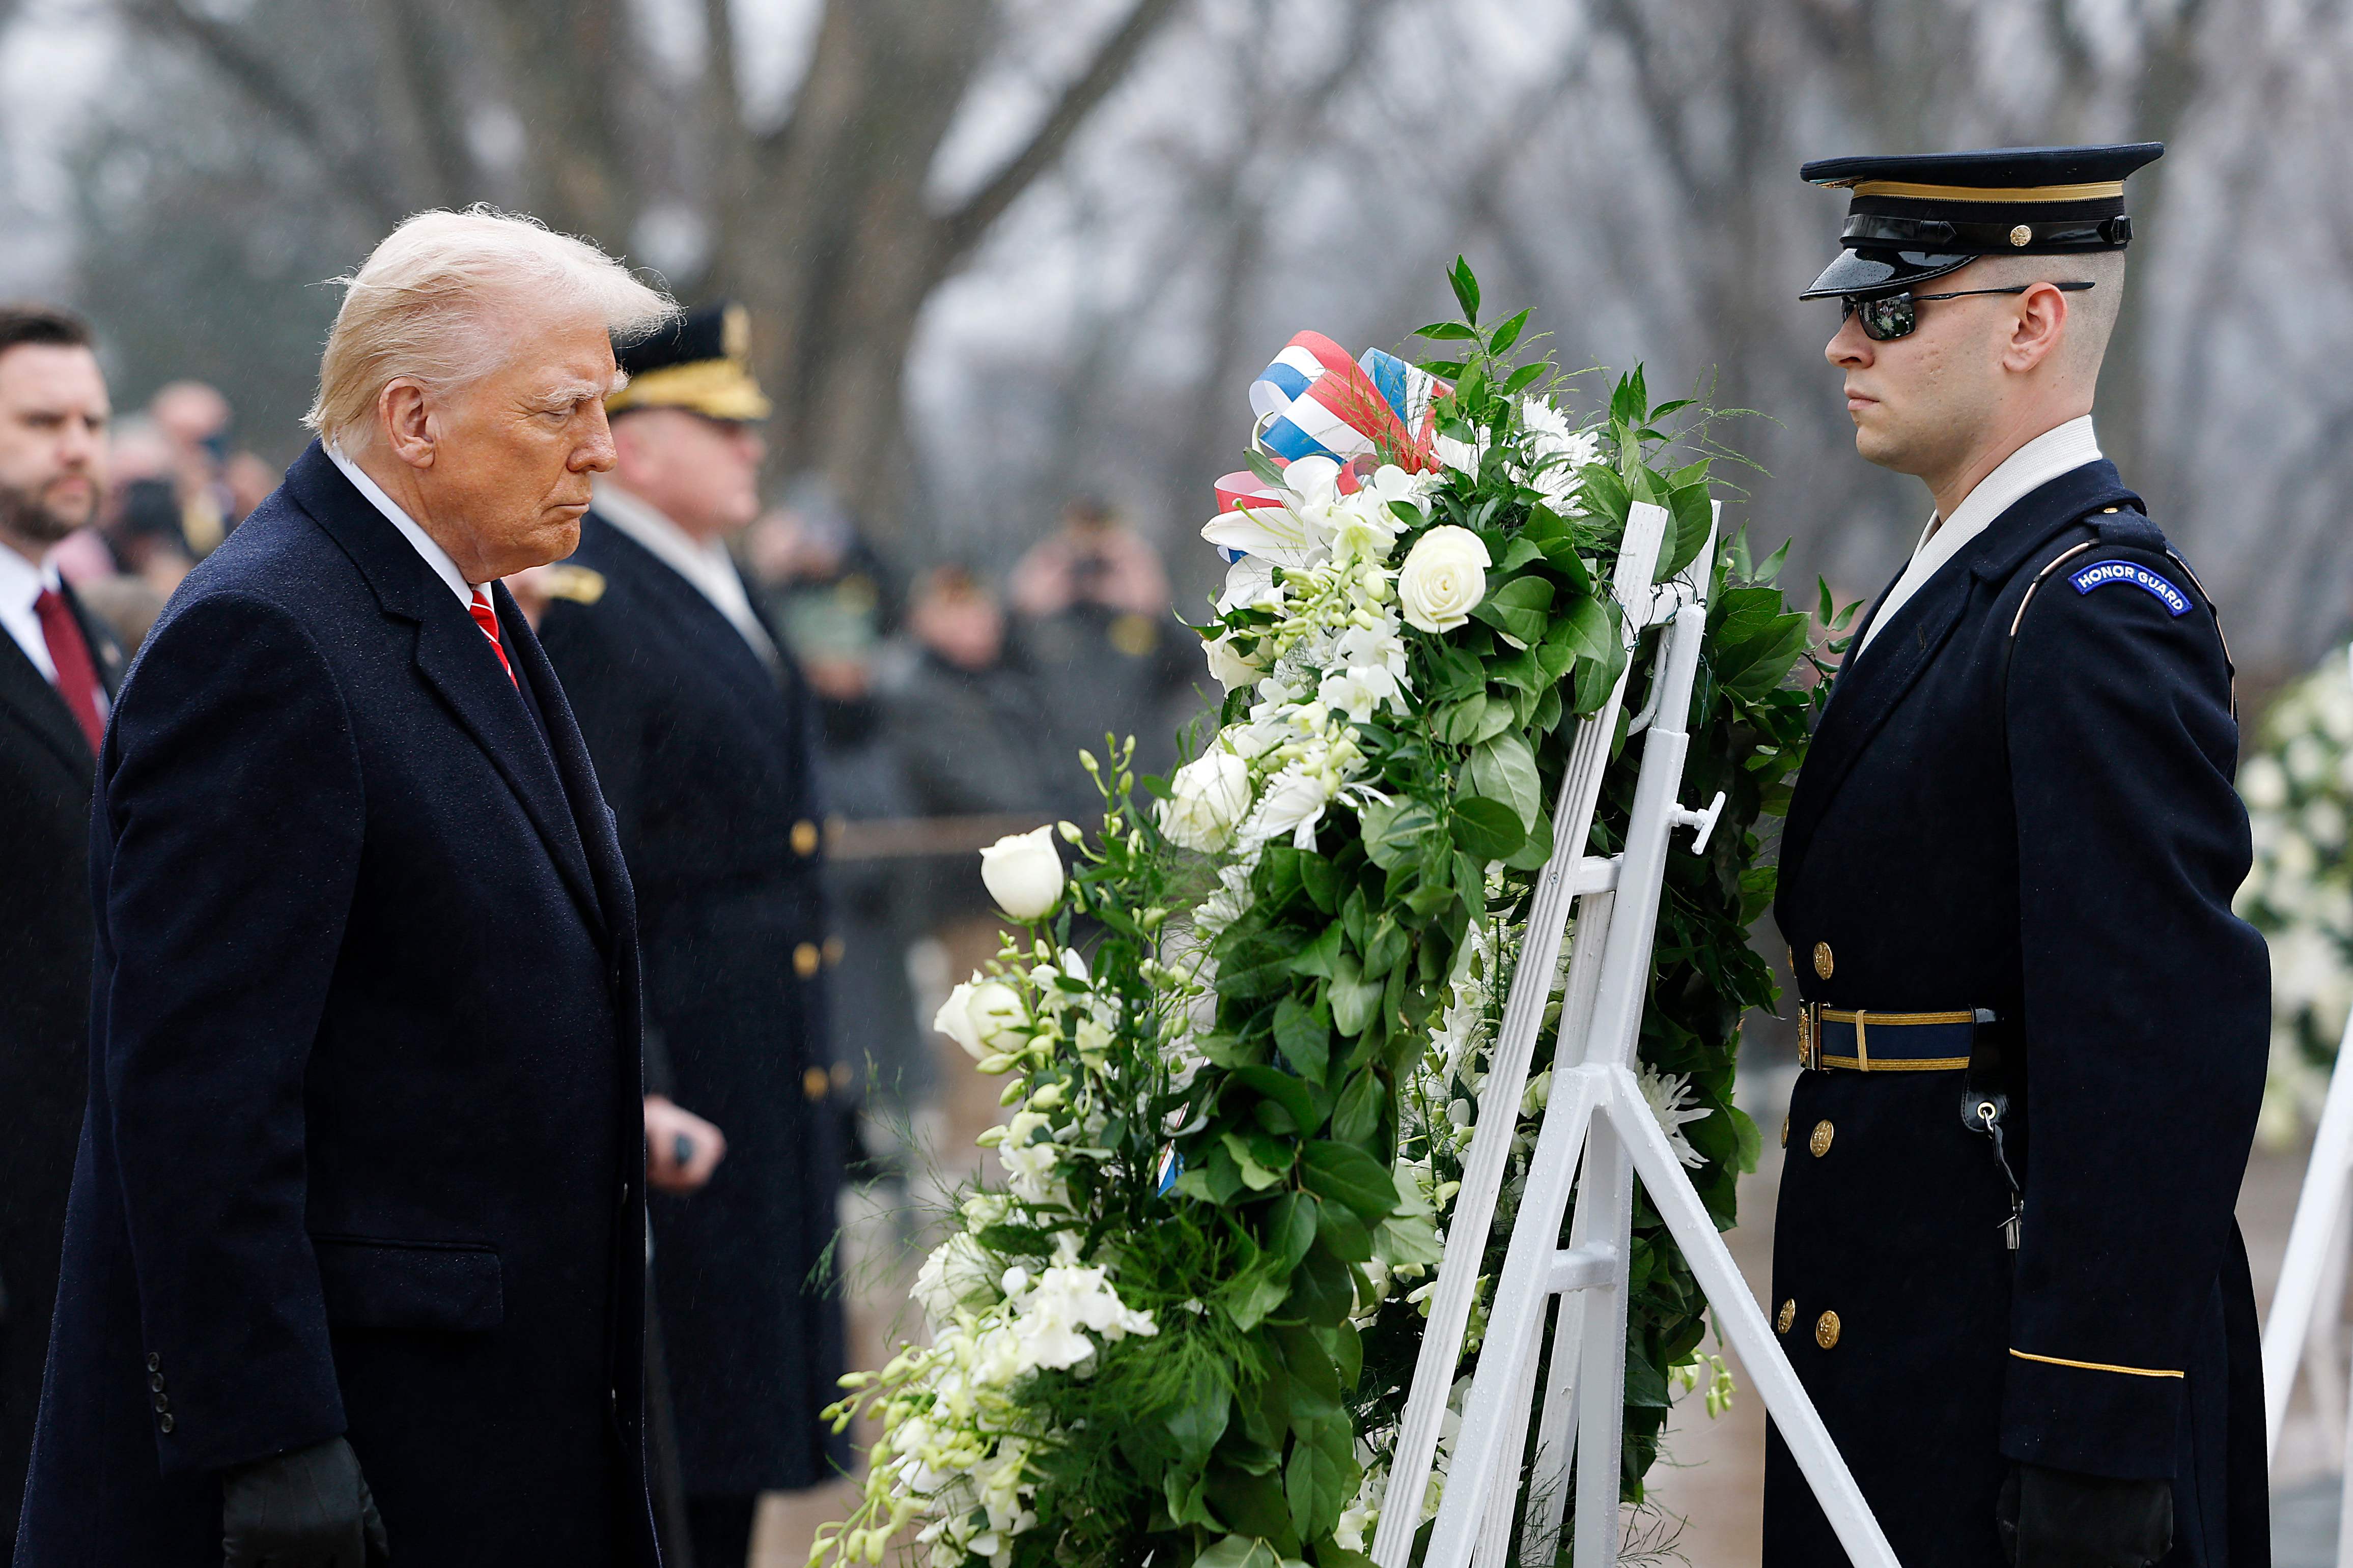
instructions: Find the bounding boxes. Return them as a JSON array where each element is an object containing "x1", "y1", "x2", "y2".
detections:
[{"x1": 306, "y1": 206, "x2": 675, "y2": 447}]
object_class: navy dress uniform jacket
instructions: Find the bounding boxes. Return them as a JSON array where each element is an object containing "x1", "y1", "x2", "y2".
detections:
[
  {"x1": 537, "y1": 510, "x2": 847, "y2": 1498},
  {"x1": 1762, "y1": 460, "x2": 2270, "y2": 1567},
  {"x1": 14, "y1": 444, "x2": 659, "y2": 1565},
  {"x1": 0, "y1": 585, "x2": 122, "y2": 1548}
]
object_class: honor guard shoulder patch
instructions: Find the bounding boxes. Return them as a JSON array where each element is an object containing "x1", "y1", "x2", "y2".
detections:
[{"x1": 2067, "y1": 559, "x2": 2191, "y2": 617}]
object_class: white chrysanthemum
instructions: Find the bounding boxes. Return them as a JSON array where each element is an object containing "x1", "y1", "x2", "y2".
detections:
[{"x1": 1637, "y1": 1063, "x2": 1713, "y2": 1169}]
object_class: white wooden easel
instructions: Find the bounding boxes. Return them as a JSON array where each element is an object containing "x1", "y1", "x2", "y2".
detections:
[
  {"x1": 2263, "y1": 649, "x2": 2353, "y2": 1566},
  {"x1": 1369, "y1": 504, "x2": 1900, "y2": 1568}
]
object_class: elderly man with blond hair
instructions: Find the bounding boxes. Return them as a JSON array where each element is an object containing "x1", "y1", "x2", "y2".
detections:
[{"x1": 17, "y1": 209, "x2": 674, "y2": 1567}]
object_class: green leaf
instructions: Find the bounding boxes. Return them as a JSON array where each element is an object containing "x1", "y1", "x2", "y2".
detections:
[
  {"x1": 1376, "y1": 1210, "x2": 1447, "y2": 1268},
  {"x1": 1658, "y1": 480, "x2": 1715, "y2": 582},
  {"x1": 1331, "y1": 1069, "x2": 1383, "y2": 1148},
  {"x1": 1225, "y1": 1267, "x2": 1291, "y2": 1332},
  {"x1": 1291, "y1": 922, "x2": 1342, "y2": 981},
  {"x1": 1449, "y1": 795, "x2": 1525, "y2": 861},
  {"x1": 1501, "y1": 808, "x2": 1555, "y2": 870},
  {"x1": 1466, "y1": 731, "x2": 1543, "y2": 829},
  {"x1": 1501, "y1": 361, "x2": 1545, "y2": 395},
  {"x1": 1298, "y1": 852, "x2": 1339, "y2": 914},
  {"x1": 1287, "y1": 1239, "x2": 1355, "y2": 1326},
  {"x1": 1360, "y1": 914, "x2": 1408, "y2": 980},
  {"x1": 1273, "y1": 994, "x2": 1331, "y2": 1084},
  {"x1": 1448, "y1": 255, "x2": 1481, "y2": 325},
  {"x1": 1166, "y1": 1366, "x2": 1231, "y2": 1462},
  {"x1": 1360, "y1": 797, "x2": 1443, "y2": 871},
  {"x1": 1223, "y1": 1131, "x2": 1286, "y2": 1191},
  {"x1": 1286, "y1": 1431, "x2": 1355, "y2": 1541},
  {"x1": 1470, "y1": 574, "x2": 1553, "y2": 649},
  {"x1": 1267, "y1": 1191, "x2": 1320, "y2": 1272},
  {"x1": 1488, "y1": 307, "x2": 1532, "y2": 356},
  {"x1": 1412, "y1": 320, "x2": 1481, "y2": 341},
  {"x1": 1494, "y1": 536, "x2": 1546, "y2": 574},
  {"x1": 1194, "y1": 1534, "x2": 1278, "y2": 1568},
  {"x1": 1327, "y1": 954, "x2": 1382, "y2": 1038},
  {"x1": 1235, "y1": 1063, "x2": 1326, "y2": 1137},
  {"x1": 1315, "y1": 1198, "x2": 1374, "y2": 1263},
  {"x1": 1300, "y1": 1140, "x2": 1402, "y2": 1221}
]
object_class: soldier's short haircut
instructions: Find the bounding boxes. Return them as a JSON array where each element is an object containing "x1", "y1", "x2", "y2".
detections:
[
  {"x1": 307, "y1": 205, "x2": 675, "y2": 447},
  {"x1": 0, "y1": 304, "x2": 95, "y2": 360},
  {"x1": 1969, "y1": 249, "x2": 2128, "y2": 386}
]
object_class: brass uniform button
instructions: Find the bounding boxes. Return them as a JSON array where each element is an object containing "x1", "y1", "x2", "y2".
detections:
[
  {"x1": 791, "y1": 819, "x2": 820, "y2": 857},
  {"x1": 1809, "y1": 1120, "x2": 1835, "y2": 1158},
  {"x1": 1812, "y1": 942, "x2": 1834, "y2": 980},
  {"x1": 1816, "y1": 1310, "x2": 1841, "y2": 1350},
  {"x1": 1776, "y1": 1299, "x2": 1797, "y2": 1335},
  {"x1": 2009, "y1": 223, "x2": 2033, "y2": 247},
  {"x1": 1780, "y1": 1114, "x2": 1789, "y2": 1148},
  {"x1": 803, "y1": 1065, "x2": 829, "y2": 1101},
  {"x1": 793, "y1": 942, "x2": 821, "y2": 978}
]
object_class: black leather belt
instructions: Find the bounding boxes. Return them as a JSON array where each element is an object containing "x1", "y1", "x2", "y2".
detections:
[{"x1": 1797, "y1": 1005, "x2": 1995, "y2": 1072}]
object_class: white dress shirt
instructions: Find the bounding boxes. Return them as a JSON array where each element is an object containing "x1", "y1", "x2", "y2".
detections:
[
  {"x1": 1854, "y1": 414, "x2": 2104, "y2": 657},
  {"x1": 327, "y1": 444, "x2": 480, "y2": 608},
  {"x1": 0, "y1": 541, "x2": 64, "y2": 683},
  {"x1": 592, "y1": 482, "x2": 778, "y2": 664}
]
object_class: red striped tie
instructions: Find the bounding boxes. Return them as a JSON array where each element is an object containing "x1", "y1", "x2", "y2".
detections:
[{"x1": 469, "y1": 587, "x2": 516, "y2": 689}]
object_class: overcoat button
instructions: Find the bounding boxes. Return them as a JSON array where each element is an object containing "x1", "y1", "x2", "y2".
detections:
[
  {"x1": 793, "y1": 942, "x2": 821, "y2": 978},
  {"x1": 146, "y1": 1353, "x2": 160, "y2": 1372},
  {"x1": 159, "y1": 1413, "x2": 175, "y2": 1434},
  {"x1": 1809, "y1": 1121, "x2": 1835, "y2": 1158},
  {"x1": 1776, "y1": 1299, "x2": 1796, "y2": 1334},
  {"x1": 1812, "y1": 942, "x2": 1834, "y2": 980},
  {"x1": 1780, "y1": 1114, "x2": 1789, "y2": 1148},
  {"x1": 152, "y1": 1392, "x2": 170, "y2": 1413},
  {"x1": 803, "y1": 1065, "x2": 830, "y2": 1101},
  {"x1": 149, "y1": 1373, "x2": 165, "y2": 1393},
  {"x1": 791, "y1": 819, "x2": 820, "y2": 857},
  {"x1": 1816, "y1": 1310, "x2": 1842, "y2": 1350}
]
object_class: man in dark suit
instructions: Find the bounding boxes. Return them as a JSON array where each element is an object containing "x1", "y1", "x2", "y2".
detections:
[
  {"x1": 16, "y1": 211, "x2": 676, "y2": 1565},
  {"x1": 1767, "y1": 146, "x2": 2268, "y2": 1568},
  {"x1": 0, "y1": 305, "x2": 123, "y2": 1557},
  {"x1": 536, "y1": 304, "x2": 846, "y2": 1568}
]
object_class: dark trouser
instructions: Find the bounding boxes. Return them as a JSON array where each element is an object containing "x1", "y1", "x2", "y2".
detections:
[{"x1": 686, "y1": 1495, "x2": 755, "y2": 1568}]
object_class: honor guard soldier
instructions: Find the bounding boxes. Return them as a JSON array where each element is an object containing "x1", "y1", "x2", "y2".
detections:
[
  {"x1": 1766, "y1": 146, "x2": 2270, "y2": 1568},
  {"x1": 536, "y1": 304, "x2": 846, "y2": 1568}
]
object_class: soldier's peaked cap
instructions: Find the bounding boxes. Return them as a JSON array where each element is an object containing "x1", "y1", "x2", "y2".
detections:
[
  {"x1": 1798, "y1": 143, "x2": 2163, "y2": 301},
  {"x1": 607, "y1": 301, "x2": 772, "y2": 422}
]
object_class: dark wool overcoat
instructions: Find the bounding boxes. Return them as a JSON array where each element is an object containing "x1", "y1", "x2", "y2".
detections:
[
  {"x1": 1763, "y1": 460, "x2": 2271, "y2": 1568},
  {"x1": 0, "y1": 581, "x2": 121, "y2": 1552},
  {"x1": 538, "y1": 509, "x2": 848, "y2": 1498},
  {"x1": 14, "y1": 443, "x2": 658, "y2": 1565}
]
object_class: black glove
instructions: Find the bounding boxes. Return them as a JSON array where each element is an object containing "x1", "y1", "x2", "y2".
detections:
[
  {"x1": 1997, "y1": 1462, "x2": 2172, "y2": 1567},
  {"x1": 221, "y1": 1435, "x2": 391, "y2": 1567}
]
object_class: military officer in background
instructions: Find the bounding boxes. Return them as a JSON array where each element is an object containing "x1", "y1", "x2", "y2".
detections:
[
  {"x1": 1766, "y1": 145, "x2": 2269, "y2": 1568},
  {"x1": 537, "y1": 304, "x2": 847, "y2": 1568}
]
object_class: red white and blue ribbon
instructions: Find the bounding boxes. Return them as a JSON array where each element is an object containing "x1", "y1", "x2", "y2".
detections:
[{"x1": 1213, "y1": 331, "x2": 1451, "y2": 535}]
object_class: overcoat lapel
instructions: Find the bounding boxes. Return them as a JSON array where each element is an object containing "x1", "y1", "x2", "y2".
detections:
[
  {"x1": 1779, "y1": 460, "x2": 2141, "y2": 890},
  {"x1": 284, "y1": 442, "x2": 608, "y2": 944},
  {"x1": 497, "y1": 582, "x2": 636, "y2": 942},
  {"x1": 597, "y1": 516, "x2": 788, "y2": 708},
  {"x1": 0, "y1": 632, "x2": 92, "y2": 783}
]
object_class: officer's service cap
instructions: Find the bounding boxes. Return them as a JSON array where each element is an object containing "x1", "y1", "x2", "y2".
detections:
[
  {"x1": 1798, "y1": 143, "x2": 2164, "y2": 301},
  {"x1": 608, "y1": 301, "x2": 772, "y2": 422}
]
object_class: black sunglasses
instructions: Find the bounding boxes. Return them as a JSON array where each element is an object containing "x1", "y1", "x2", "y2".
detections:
[{"x1": 1840, "y1": 281, "x2": 2095, "y2": 342}]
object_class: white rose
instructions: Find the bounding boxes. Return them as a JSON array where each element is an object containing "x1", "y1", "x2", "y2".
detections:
[
  {"x1": 934, "y1": 979, "x2": 1028, "y2": 1060},
  {"x1": 1156, "y1": 750, "x2": 1253, "y2": 852},
  {"x1": 1202, "y1": 634, "x2": 1265, "y2": 693},
  {"x1": 981, "y1": 824, "x2": 1065, "y2": 921},
  {"x1": 1397, "y1": 525, "x2": 1493, "y2": 635}
]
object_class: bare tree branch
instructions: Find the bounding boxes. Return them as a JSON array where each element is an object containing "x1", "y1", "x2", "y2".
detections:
[
  {"x1": 123, "y1": 0, "x2": 406, "y2": 224},
  {"x1": 937, "y1": 0, "x2": 1188, "y2": 261}
]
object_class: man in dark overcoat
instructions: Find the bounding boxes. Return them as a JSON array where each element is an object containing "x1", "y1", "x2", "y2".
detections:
[
  {"x1": 536, "y1": 304, "x2": 847, "y2": 1568},
  {"x1": 1763, "y1": 145, "x2": 2270, "y2": 1568},
  {"x1": 0, "y1": 306, "x2": 122, "y2": 1556},
  {"x1": 15, "y1": 211, "x2": 676, "y2": 1565}
]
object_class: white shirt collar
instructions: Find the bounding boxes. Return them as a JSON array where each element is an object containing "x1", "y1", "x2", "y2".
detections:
[
  {"x1": 0, "y1": 543, "x2": 65, "y2": 685},
  {"x1": 1854, "y1": 414, "x2": 2103, "y2": 656},
  {"x1": 592, "y1": 482, "x2": 776, "y2": 661},
  {"x1": 326, "y1": 443, "x2": 480, "y2": 608}
]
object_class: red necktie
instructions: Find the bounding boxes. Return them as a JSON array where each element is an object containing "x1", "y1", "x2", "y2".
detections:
[
  {"x1": 34, "y1": 586, "x2": 104, "y2": 753},
  {"x1": 469, "y1": 587, "x2": 517, "y2": 690}
]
